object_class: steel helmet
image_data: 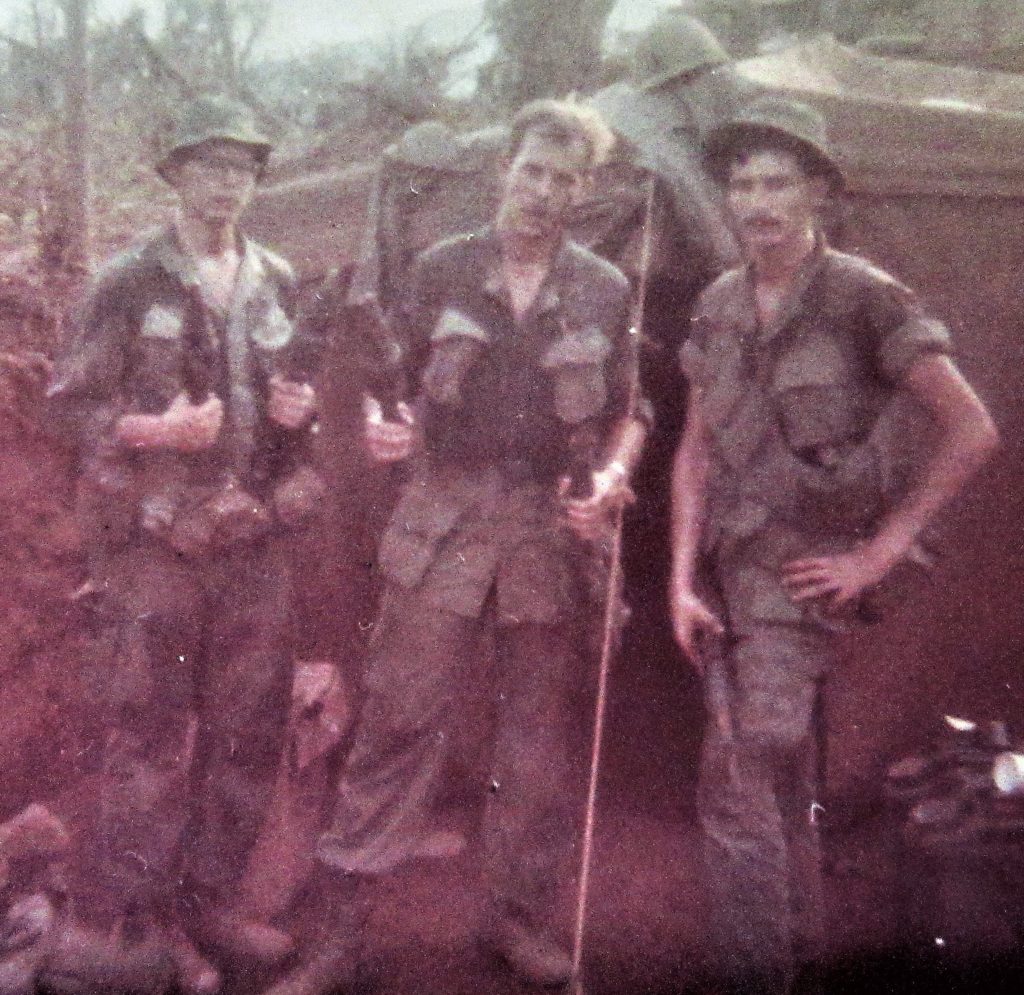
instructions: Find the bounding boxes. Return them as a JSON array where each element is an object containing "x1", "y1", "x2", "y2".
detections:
[{"x1": 631, "y1": 11, "x2": 730, "y2": 90}]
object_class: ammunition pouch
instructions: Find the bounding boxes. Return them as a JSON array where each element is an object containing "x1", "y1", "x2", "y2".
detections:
[
  {"x1": 271, "y1": 464, "x2": 327, "y2": 530},
  {"x1": 540, "y1": 327, "x2": 611, "y2": 425},
  {"x1": 422, "y1": 307, "x2": 489, "y2": 406},
  {"x1": 168, "y1": 479, "x2": 271, "y2": 558}
]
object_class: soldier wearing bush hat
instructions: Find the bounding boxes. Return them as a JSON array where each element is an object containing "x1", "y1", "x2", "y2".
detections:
[
  {"x1": 46, "y1": 94, "x2": 323, "y2": 994},
  {"x1": 156, "y1": 92, "x2": 273, "y2": 181},
  {"x1": 670, "y1": 95, "x2": 998, "y2": 992},
  {"x1": 703, "y1": 93, "x2": 845, "y2": 192}
]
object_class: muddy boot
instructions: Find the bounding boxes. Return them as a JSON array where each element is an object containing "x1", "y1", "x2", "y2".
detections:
[
  {"x1": 200, "y1": 906, "x2": 294, "y2": 967},
  {"x1": 489, "y1": 914, "x2": 573, "y2": 989},
  {"x1": 261, "y1": 871, "x2": 366, "y2": 995},
  {"x1": 40, "y1": 917, "x2": 175, "y2": 995},
  {"x1": 164, "y1": 922, "x2": 222, "y2": 995}
]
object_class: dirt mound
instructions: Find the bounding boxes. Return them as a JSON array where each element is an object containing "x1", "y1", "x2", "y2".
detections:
[{"x1": 0, "y1": 352, "x2": 92, "y2": 817}]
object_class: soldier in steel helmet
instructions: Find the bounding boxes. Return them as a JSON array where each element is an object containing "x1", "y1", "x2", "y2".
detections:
[
  {"x1": 669, "y1": 96, "x2": 998, "y2": 992},
  {"x1": 46, "y1": 94, "x2": 323, "y2": 993}
]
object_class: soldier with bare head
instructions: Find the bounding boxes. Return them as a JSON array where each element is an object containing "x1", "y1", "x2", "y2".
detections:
[
  {"x1": 46, "y1": 94, "x2": 322, "y2": 994},
  {"x1": 265, "y1": 99, "x2": 647, "y2": 995},
  {"x1": 670, "y1": 96, "x2": 998, "y2": 992}
]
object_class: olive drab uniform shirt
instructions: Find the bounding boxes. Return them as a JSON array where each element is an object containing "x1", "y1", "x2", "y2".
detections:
[
  {"x1": 376, "y1": 227, "x2": 634, "y2": 624},
  {"x1": 48, "y1": 227, "x2": 318, "y2": 553},
  {"x1": 681, "y1": 239, "x2": 952, "y2": 635}
]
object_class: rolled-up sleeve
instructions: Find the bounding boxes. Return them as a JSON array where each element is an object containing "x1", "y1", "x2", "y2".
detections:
[{"x1": 863, "y1": 278, "x2": 953, "y2": 383}]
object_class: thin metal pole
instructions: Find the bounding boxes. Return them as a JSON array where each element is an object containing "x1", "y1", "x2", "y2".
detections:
[{"x1": 569, "y1": 175, "x2": 657, "y2": 994}]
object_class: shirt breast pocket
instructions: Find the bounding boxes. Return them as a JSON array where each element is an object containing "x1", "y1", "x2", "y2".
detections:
[
  {"x1": 772, "y1": 335, "x2": 874, "y2": 456},
  {"x1": 770, "y1": 346, "x2": 884, "y2": 534},
  {"x1": 540, "y1": 327, "x2": 611, "y2": 425},
  {"x1": 421, "y1": 307, "x2": 490, "y2": 406},
  {"x1": 134, "y1": 313, "x2": 186, "y2": 411}
]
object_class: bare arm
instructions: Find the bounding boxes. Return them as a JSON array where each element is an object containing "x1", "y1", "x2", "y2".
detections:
[
  {"x1": 869, "y1": 354, "x2": 999, "y2": 562},
  {"x1": 668, "y1": 387, "x2": 723, "y2": 668},
  {"x1": 784, "y1": 354, "x2": 999, "y2": 606},
  {"x1": 561, "y1": 413, "x2": 648, "y2": 537}
]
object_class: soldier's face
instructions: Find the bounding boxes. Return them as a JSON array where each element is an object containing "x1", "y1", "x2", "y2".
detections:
[
  {"x1": 726, "y1": 148, "x2": 825, "y2": 257},
  {"x1": 496, "y1": 130, "x2": 588, "y2": 241},
  {"x1": 166, "y1": 140, "x2": 260, "y2": 227}
]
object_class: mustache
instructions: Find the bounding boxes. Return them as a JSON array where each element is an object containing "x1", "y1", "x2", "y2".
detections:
[{"x1": 741, "y1": 213, "x2": 783, "y2": 226}]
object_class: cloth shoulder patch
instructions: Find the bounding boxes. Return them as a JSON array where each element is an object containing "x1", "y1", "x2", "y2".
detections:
[
  {"x1": 430, "y1": 307, "x2": 492, "y2": 345},
  {"x1": 251, "y1": 300, "x2": 294, "y2": 350},
  {"x1": 140, "y1": 304, "x2": 183, "y2": 341}
]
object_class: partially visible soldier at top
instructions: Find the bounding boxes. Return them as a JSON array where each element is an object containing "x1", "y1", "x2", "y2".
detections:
[
  {"x1": 46, "y1": 95, "x2": 323, "y2": 995},
  {"x1": 683, "y1": 0, "x2": 820, "y2": 57}
]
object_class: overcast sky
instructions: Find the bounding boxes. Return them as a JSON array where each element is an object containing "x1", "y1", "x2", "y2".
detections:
[
  {"x1": 73, "y1": 0, "x2": 481, "y2": 54},
  {"x1": 60, "y1": 0, "x2": 673, "y2": 56}
]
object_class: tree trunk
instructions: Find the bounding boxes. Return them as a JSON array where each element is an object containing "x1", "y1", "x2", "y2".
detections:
[
  {"x1": 61, "y1": 0, "x2": 90, "y2": 274},
  {"x1": 486, "y1": 0, "x2": 617, "y2": 107}
]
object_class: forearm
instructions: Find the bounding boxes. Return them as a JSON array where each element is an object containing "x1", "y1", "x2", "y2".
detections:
[
  {"x1": 868, "y1": 415, "x2": 998, "y2": 562},
  {"x1": 599, "y1": 415, "x2": 647, "y2": 479},
  {"x1": 670, "y1": 411, "x2": 710, "y2": 591},
  {"x1": 867, "y1": 354, "x2": 999, "y2": 565}
]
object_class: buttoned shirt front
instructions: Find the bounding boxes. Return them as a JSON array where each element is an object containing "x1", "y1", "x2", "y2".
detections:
[
  {"x1": 681, "y1": 240, "x2": 952, "y2": 632},
  {"x1": 378, "y1": 227, "x2": 634, "y2": 622},
  {"x1": 48, "y1": 226, "x2": 315, "y2": 496}
]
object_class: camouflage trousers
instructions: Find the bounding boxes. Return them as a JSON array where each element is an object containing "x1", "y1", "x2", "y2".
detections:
[
  {"x1": 697, "y1": 551, "x2": 837, "y2": 994},
  {"x1": 83, "y1": 537, "x2": 294, "y2": 922},
  {"x1": 317, "y1": 583, "x2": 584, "y2": 932}
]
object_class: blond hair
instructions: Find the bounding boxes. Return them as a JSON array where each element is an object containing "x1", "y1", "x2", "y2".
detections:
[{"x1": 508, "y1": 98, "x2": 616, "y2": 169}]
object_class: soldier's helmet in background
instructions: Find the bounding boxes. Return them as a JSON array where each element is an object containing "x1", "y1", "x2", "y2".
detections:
[
  {"x1": 156, "y1": 93, "x2": 273, "y2": 181},
  {"x1": 630, "y1": 10, "x2": 730, "y2": 90},
  {"x1": 703, "y1": 95, "x2": 845, "y2": 194}
]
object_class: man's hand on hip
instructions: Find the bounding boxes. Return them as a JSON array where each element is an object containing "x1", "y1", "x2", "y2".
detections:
[{"x1": 781, "y1": 540, "x2": 898, "y2": 611}]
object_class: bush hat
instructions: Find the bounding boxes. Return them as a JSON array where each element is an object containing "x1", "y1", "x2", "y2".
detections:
[
  {"x1": 704, "y1": 95, "x2": 845, "y2": 192},
  {"x1": 156, "y1": 93, "x2": 272, "y2": 182}
]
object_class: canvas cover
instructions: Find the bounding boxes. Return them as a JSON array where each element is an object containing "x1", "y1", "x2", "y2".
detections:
[{"x1": 734, "y1": 35, "x2": 1024, "y2": 197}]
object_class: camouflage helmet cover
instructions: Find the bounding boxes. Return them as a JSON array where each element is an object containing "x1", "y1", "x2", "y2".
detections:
[
  {"x1": 156, "y1": 93, "x2": 272, "y2": 181},
  {"x1": 632, "y1": 11, "x2": 730, "y2": 90}
]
